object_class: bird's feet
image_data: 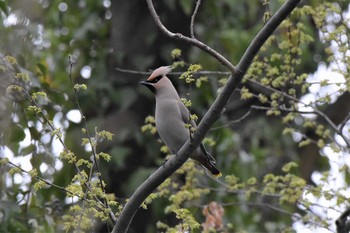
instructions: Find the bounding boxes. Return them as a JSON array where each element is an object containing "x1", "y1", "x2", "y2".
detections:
[{"x1": 161, "y1": 159, "x2": 168, "y2": 168}]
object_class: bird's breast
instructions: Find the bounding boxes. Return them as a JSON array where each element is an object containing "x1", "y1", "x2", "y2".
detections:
[{"x1": 155, "y1": 99, "x2": 189, "y2": 153}]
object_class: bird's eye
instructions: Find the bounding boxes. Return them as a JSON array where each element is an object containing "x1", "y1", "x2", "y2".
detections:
[
  {"x1": 154, "y1": 75, "x2": 162, "y2": 82},
  {"x1": 150, "y1": 75, "x2": 162, "y2": 83}
]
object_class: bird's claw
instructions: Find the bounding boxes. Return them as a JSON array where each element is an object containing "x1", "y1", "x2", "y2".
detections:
[{"x1": 161, "y1": 159, "x2": 168, "y2": 168}]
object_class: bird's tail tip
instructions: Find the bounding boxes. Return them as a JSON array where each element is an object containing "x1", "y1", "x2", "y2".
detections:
[
  {"x1": 212, "y1": 171, "x2": 222, "y2": 178},
  {"x1": 210, "y1": 166, "x2": 222, "y2": 178}
]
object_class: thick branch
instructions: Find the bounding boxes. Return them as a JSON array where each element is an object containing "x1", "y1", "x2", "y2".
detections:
[
  {"x1": 113, "y1": 1, "x2": 301, "y2": 232},
  {"x1": 336, "y1": 207, "x2": 350, "y2": 233}
]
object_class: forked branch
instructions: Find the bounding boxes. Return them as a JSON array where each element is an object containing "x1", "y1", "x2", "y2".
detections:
[{"x1": 146, "y1": 0, "x2": 235, "y2": 71}]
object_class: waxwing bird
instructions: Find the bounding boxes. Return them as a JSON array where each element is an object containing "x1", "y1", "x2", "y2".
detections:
[{"x1": 140, "y1": 66, "x2": 221, "y2": 177}]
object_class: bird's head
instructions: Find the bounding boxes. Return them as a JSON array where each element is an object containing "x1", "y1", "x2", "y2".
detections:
[{"x1": 140, "y1": 66, "x2": 173, "y2": 95}]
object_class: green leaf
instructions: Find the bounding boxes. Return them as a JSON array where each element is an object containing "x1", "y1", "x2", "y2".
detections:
[
  {"x1": 20, "y1": 144, "x2": 36, "y2": 156},
  {"x1": 97, "y1": 152, "x2": 111, "y2": 162},
  {"x1": 9, "y1": 124, "x2": 26, "y2": 142},
  {"x1": 36, "y1": 62, "x2": 47, "y2": 77},
  {"x1": 74, "y1": 83, "x2": 87, "y2": 90},
  {"x1": 171, "y1": 49, "x2": 182, "y2": 59},
  {"x1": 0, "y1": 1, "x2": 8, "y2": 16},
  {"x1": 282, "y1": 162, "x2": 298, "y2": 172}
]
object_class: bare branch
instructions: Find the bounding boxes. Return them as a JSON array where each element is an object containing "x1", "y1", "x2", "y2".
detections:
[
  {"x1": 190, "y1": 0, "x2": 202, "y2": 39},
  {"x1": 210, "y1": 109, "x2": 253, "y2": 131},
  {"x1": 313, "y1": 106, "x2": 350, "y2": 147},
  {"x1": 237, "y1": 1, "x2": 299, "y2": 74},
  {"x1": 68, "y1": 57, "x2": 117, "y2": 224},
  {"x1": 115, "y1": 67, "x2": 231, "y2": 77},
  {"x1": 251, "y1": 105, "x2": 317, "y2": 115},
  {"x1": 339, "y1": 112, "x2": 350, "y2": 133},
  {"x1": 1, "y1": 158, "x2": 105, "y2": 210},
  {"x1": 146, "y1": 0, "x2": 235, "y2": 71},
  {"x1": 117, "y1": 65, "x2": 350, "y2": 145},
  {"x1": 247, "y1": 79, "x2": 350, "y2": 147},
  {"x1": 336, "y1": 207, "x2": 350, "y2": 233},
  {"x1": 113, "y1": 1, "x2": 302, "y2": 232},
  {"x1": 115, "y1": 67, "x2": 151, "y2": 75},
  {"x1": 1, "y1": 56, "x2": 116, "y2": 224}
]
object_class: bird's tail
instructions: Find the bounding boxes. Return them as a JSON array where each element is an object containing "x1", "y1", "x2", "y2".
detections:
[
  {"x1": 195, "y1": 143, "x2": 222, "y2": 177},
  {"x1": 203, "y1": 159, "x2": 222, "y2": 178},
  {"x1": 191, "y1": 154, "x2": 222, "y2": 177}
]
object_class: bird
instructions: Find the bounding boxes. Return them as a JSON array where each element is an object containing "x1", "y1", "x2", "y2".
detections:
[{"x1": 140, "y1": 66, "x2": 221, "y2": 177}]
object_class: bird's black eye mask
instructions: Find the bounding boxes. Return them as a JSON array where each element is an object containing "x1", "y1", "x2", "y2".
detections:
[
  {"x1": 140, "y1": 75, "x2": 164, "y2": 93},
  {"x1": 148, "y1": 75, "x2": 163, "y2": 83}
]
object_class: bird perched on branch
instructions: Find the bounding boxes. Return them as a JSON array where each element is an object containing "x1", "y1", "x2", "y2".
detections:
[{"x1": 140, "y1": 66, "x2": 221, "y2": 177}]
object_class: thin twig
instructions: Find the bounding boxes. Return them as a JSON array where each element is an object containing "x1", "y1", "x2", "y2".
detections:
[
  {"x1": 198, "y1": 177, "x2": 281, "y2": 198},
  {"x1": 339, "y1": 112, "x2": 350, "y2": 133},
  {"x1": 227, "y1": 201, "x2": 297, "y2": 217},
  {"x1": 251, "y1": 105, "x2": 317, "y2": 115},
  {"x1": 146, "y1": 0, "x2": 236, "y2": 71},
  {"x1": 210, "y1": 109, "x2": 253, "y2": 131},
  {"x1": 2, "y1": 158, "x2": 104, "y2": 209},
  {"x1": 190, "y1": 0, "x2": 201, "y2": 39},
  {"x1": 68, "y1": 56, "x2": 117, "y2": 224},
  {"x1": 115, "y1": 67, "x2": 231, "y2": 77},
  {"x1": 117, "y1": 64, "x2": 347, "y2": 145},
  {"x1": 1, "y1": 57, "x2": 114, "y2": 222},
  {"x1": 1, "y1": 58, "x2": 69, "y2": 154},
  {"x1": 115, "y1": 67, "x2": 151, "y2": 75},
  {"x1": 0, "y1": 58, "x2": 97, "y2": 186},
  {"x1": 248, "y1": 79, "x2": 350, "y2": 147}
]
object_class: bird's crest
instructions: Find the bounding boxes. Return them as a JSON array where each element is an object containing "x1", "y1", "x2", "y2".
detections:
[{"x1": 146, "y1": 66, "x2": 172, "y2": 81}]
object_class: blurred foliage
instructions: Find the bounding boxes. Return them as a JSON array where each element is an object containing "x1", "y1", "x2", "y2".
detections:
[{"x1": 0, "y1": 0, "x2": 350, "y2": 232}]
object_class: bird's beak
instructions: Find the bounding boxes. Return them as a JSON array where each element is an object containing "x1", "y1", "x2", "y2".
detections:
[
  {"x1": 140, "y1": 80, "x2": 151, "y2": 86},
  {"x1": 140, "y1": 80, "x2": 155, "y2": 93}
]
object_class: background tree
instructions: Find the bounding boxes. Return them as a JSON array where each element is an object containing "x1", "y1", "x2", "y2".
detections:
[{"x1": 0, "y1": 0, "x2": 350, "y2": 232}]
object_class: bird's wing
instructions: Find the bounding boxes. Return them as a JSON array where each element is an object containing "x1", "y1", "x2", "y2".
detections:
[
  {"x1": 178, "y1": 101, "x2": 216, "y2": 163},
  {"x1": 200, "y1": 143, "x2": 216, "y2": 162},
  {"x1": 178, "y1": 100, "x2": 196, "y2": 126}
]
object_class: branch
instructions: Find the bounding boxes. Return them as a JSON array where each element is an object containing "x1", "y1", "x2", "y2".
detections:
[
  {"x1": 190, "y1": 0, "x2": 201, "y2": 39},
  {"x1": 146, "y1": 0, "x2": 236, "y2": 71},
  {"x1": 210, "y1": 108, "x2": 253, "y2": 131},
  {"x1": 68, "y1": 57, "x2": 117, "y2": 224},
  {"x1": 247, "y1": 78, "x2": 350, "y2": 147},
  {"x1": 1, "y1": 56, "x2": 116, "y2": 224},
  {"x1": 336, "y1": 207, "x2": 350, "y2": 233},
  {"x1": 115, "y1": 67, "x2": 230, "y2": 76},
  {"x1": 1, "y1": 157, "x2": 105, "y2": 211},
  {"x1": 236, "y1": 1, "x2": 300, "y2": 73},
  {"x1": 113, "y1": 0, "x2": 301, "y2": 232},
  {"x1": 339, "y1": 112, "x2": 350, "y2": 132},
  {"x1": 117, "y1": 64, "x2": 350, "y2": 145}
]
